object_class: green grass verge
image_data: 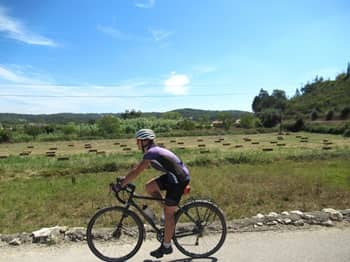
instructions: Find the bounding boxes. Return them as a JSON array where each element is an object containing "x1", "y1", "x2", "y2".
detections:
[{"x1": 1, "y1": 158, "x2": 350, "y2": 234}]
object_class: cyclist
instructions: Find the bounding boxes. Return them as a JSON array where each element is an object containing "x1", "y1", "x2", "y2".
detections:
[{"x1": 120, "y1": 128, "x2": 190, "y2": 258}]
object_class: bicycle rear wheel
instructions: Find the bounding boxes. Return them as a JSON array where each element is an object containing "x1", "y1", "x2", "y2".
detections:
[
  {"x1": 173, "y1": 200, "x2": 227, "y2": 258},
  {"x1": 87, "y1": 206, "x2": 144, "y2": 262}
]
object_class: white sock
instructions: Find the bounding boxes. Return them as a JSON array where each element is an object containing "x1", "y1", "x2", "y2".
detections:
[{"x1": 163, "y1": 242, "x2": 171, "y2": 248}]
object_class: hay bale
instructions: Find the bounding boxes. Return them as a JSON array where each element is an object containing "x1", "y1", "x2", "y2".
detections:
[
  {"x1": 262, "y1": 148, "x2": 274, "y2": 152},
  {"x1": 179, "y1": 147, "x2": 186, "y2": 150},
  {"x1": 123, "y1": 148, "x2": 131, "y2": 151},
  {"x1": 214, "y1": 140, "x2": 221, "y2": 143},
  {"x1": 270, "y1": 141, "x2": 277, "y2": 144},
  {"x1": 88, "y1": 149, "x2": 98, "y2": 153},
  {"x1": 222, "y1": 143, "x2": 231, "y2": 146},
  {"x1": 251, "y1": 142, "x2": 260, "y2": 145},
  {"x1": 277, "y1": 136, "x2": 284, "y2": 140},
  {"x1": 277, "y1": 143, "x2": 286, "y2": 146},
  {"x1": 200, "y1": 150, "x2": 210, "y2": 154},
  {"x1": 170, "y1": 140, "x2": 176, "y2": 143},
  {"x1": 120, "y1": 144, "x2": 127, "y2": 148},
  {"x1": 197, "y1": 139, "x2": 203, "y2": 142},
  {"x1": 198, "y1": 144, "x2": 206, "y2": 147},
  {"x1": 49, "y1": 147, "x2": 58, "y2": 151},
  {"x1": 177, "y1": 142, "x2": 184, "y2": 145},
  {"x1": 19, "y1": 151, "x2": 31, "y2": 156},
  {"x1": 243, "y1": 137, "x2": 251, "y2": 142},
  {"x1": 114, "y1": 142, "x2": 120, "y2": 145},
  {"x1": 27, "y1": 145, "x2": 34, "y2": 149},
  {"x1": 235, "y1": 145, "x2": 243, "y2": 148},
  {"x1": 323, "y1": 141, "x2": 333, "y2": 145},
  {"x1": 322, "y1": 146, "x2": 332, "y2": 150},
  {"x1": 0, "y1": 155, "x2": 9, "y2": 159},
  {"x1": 300, "y1": 139, "x2": 308, "y2": 143},
  {"x1": 97, "y1": 151, "x2": 106, "y2": 155},
  {"x1": 46, "y1": 151, "x2": 56, "y2": 157},
  {"x1": 84, "y1": 144, "x2": 92, "y2": 149},
  {"x1": 57, "y1": 156, "x2": 70, "y2": 161}
]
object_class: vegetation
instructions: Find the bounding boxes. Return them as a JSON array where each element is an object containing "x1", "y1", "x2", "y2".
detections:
[{"x1": 0, "y1": 133, "x2": 350, "y2": 233}]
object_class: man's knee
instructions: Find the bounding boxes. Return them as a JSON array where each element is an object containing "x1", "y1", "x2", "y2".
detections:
[{"x1": 145, "y1": 180, "x2": 159, "y2": 194}]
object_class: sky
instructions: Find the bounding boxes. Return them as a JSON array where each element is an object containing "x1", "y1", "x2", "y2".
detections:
[{"x1": 0, "y1": 0, "x2": 349, "y2": 114}]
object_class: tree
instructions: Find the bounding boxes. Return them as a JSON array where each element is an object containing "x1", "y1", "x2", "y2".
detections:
[
  {"x1": 258, "y1": 109, "x2": 281, "y2": 128},
  {"x1": 162, "y1": 112, "x2": 182, "y2": 120},
  {"x1": 0, "y1": 129, "x2": 11, "y2": 143},
  {"x1": 240, "y1": 114, "x2": 259, "y2": 129},
  {"x1": 97, "y1": 115, "x2": 121, "y2": 136}
]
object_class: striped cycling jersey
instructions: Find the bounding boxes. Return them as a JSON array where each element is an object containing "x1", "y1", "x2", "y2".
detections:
[{"x1": 143, "y1": 144, "x2": 190, "y2": 184}]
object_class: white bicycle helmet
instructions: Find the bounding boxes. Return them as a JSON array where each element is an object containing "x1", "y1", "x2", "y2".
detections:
[{"x1": 135, "y1": 129, "x2": 156, "y2": 140}]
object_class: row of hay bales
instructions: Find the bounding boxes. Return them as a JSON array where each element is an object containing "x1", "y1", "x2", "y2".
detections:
[{"x1": 0, "y1": 134, "x2": 338, "y2": 160}]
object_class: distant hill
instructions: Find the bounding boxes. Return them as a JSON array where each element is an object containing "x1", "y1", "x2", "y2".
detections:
[
  {"x1": 170, "y1": 108, "x2": 248, "y2": 121},
  {"x1": 287, "y1": 73, "x2": 350, "y2": 119},
  {"x1": 0, "y1": 108, "x2": 249, "y2": 124}
]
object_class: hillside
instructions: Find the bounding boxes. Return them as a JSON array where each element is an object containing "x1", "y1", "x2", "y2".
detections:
[
  {"x1": 287, "y1": 74, "x2": 350, "y2": 119},
  {"x1": 0, "y1": 108, "x2": 249, "y2": 124}
]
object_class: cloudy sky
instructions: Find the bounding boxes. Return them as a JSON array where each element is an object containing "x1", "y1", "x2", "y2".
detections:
[{"x1": 0, "y1": 0, "x2": 349, "y2": 114}]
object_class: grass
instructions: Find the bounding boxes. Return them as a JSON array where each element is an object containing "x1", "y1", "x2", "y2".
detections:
[{"x1": 0, "y1": 132, "x2": 350, "y2": 233}]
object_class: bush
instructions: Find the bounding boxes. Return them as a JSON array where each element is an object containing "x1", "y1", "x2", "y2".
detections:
[
  {"x1": 284, "y1": 118, "x2": 304, "y2": 132},
  {"x1": 0, "y1": 129, "x2": 11, "y2": 143},
  {"x1": 325, "y1": 110, "x2": 334, "y2": 121},
  {"x1": 344, "y1": 129, "x2": 350, "y2": 137},
  {"x1": 340, "y1": 106, "x2": 350, "y2": 119},
  {"x1": 310, "y1": 110, "x2": 318, "y2": 121}
]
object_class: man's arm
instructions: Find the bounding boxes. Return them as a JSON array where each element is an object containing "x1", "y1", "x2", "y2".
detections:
[{"x1": 121, "y1": 159, "x2": 150, "y2": 187}]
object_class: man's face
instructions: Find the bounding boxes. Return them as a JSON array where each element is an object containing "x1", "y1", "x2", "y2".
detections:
[{"x1": 136, "y1": 139, "x2": 142, "y2": 150}]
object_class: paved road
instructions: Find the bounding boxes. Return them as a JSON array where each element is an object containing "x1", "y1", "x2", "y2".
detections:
[{"x1": 2, "y1": 227, "x2": 350, "y2": 262}]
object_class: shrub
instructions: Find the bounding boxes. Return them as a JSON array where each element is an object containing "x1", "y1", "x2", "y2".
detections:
[
  {"x1": 310, "y1": 110, "x2": 318, "y2": 121},
  {"x1": 0, "y1": 129, "x2": 11, "y2": 143},
  {"x1": 340, "y1": 106, "x2": 350, "y2": 119},
  {"x1": 344, "y1": 129, "x2": 350, "y2": 137},
  {"x1": 325, "y1": 110, "x2": 334, "y2": 121}
]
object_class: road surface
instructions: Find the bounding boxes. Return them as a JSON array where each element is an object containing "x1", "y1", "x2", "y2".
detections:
[{"x1": 2, "y1": 227, "x2": 350, "y2": 262}]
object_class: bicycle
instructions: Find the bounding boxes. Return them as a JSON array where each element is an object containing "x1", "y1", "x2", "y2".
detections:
[{"x1": 86, "y1": 177, "x2": 227, "y2": 262}]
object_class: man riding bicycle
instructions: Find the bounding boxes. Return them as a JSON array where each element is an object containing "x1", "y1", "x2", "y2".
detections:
[{"x1": 120, "y1": 129, "x2": 190, "y2": 258}]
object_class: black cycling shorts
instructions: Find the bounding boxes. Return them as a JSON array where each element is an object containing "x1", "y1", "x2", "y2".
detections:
[{"x1": 156, "y1": 174, "x2": 189, "y2": 206}]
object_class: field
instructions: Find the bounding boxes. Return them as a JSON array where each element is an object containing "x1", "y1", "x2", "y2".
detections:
[{"x1": 1, "y1": 132, "x2": 350, "y2": 234}]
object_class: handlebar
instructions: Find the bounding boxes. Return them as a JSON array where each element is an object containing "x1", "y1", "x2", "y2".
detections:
[{"x1": 110, "y1": 176, "x2": 136, "y2": 204}]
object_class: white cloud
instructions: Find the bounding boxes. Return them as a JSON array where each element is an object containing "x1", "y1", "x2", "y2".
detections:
[
  {"x1": 150, "y1": 29, "x2": 173, "y2": 42},
  {"x1": 135, "y1": 0, "x2": 155, "y2": 9},
  {"x1": 193, "y1": 65, "x2": 218, "y2": 74},
  {"x1": 164, "y1": 73, "x2": 190, "y2": 95},
  {"x1": 96, "y1": 25, "x2": 129, "y2": 40},
  {"x1": 0, "y1": 5, "x2": 57, "y2": 46}
]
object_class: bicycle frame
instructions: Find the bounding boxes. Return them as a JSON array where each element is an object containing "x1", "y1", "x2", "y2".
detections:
[{"x1": 114, "y1": 184, "x2": 198, "y2": 241}]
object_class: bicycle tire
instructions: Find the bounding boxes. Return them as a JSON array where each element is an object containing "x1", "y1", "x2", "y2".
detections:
[
  {"x1": 173, "y1": 200, "x2": 227, "y2": 258},
  {"x1": 87, "y1": 206, "x2": 144, "y2": 262}
]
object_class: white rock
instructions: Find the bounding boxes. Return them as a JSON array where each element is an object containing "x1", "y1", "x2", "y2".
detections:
[
  {"x1": 9, "y1": 238, "x2": 21, "y2": 246},
  {"x1": 322, "y1": 219, "x2": 334, "y2": 227},
  {"x1": 290, "y1": 210, "x2": 304, "y2": 216},
  {"x1": 281, "y1": 211, "x2": 290, "y2": 216},
  {"x1": 322, "y1": 208, "x2": 343, "y2": 221},
  {"x1": 254, "y1": 213, "x2": 265, "y2": 219},
  {"x1": 267, "y1": 212, "x2": 279, "y2": 218},
  {"x1": 266, "y1": 221, "x2": 278, "y2": 226},
  {"x1": 283, "y1": 218, "x2": 292, "y2": 224}
]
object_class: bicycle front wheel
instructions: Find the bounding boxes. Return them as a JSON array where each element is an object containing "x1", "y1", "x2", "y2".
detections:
[
  {"x1": 87, "y1": 206, "x2": 144, "y2": 262},
  {"x1": 173, "y1": 200, "x2": 227, "y2": 258}
]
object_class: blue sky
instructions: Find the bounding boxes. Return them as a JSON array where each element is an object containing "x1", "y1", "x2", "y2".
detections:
[{"x1": 0, "y1": 0, "x2": 349, "y2": 114}]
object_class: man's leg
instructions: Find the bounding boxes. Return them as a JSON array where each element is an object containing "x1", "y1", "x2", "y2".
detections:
[
  {"x1": 163, "y1": 205, "x2": 176, "y2": 243},
  {"x1": 145, "y1": 179, "x2": 163, "y2": 202}
]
